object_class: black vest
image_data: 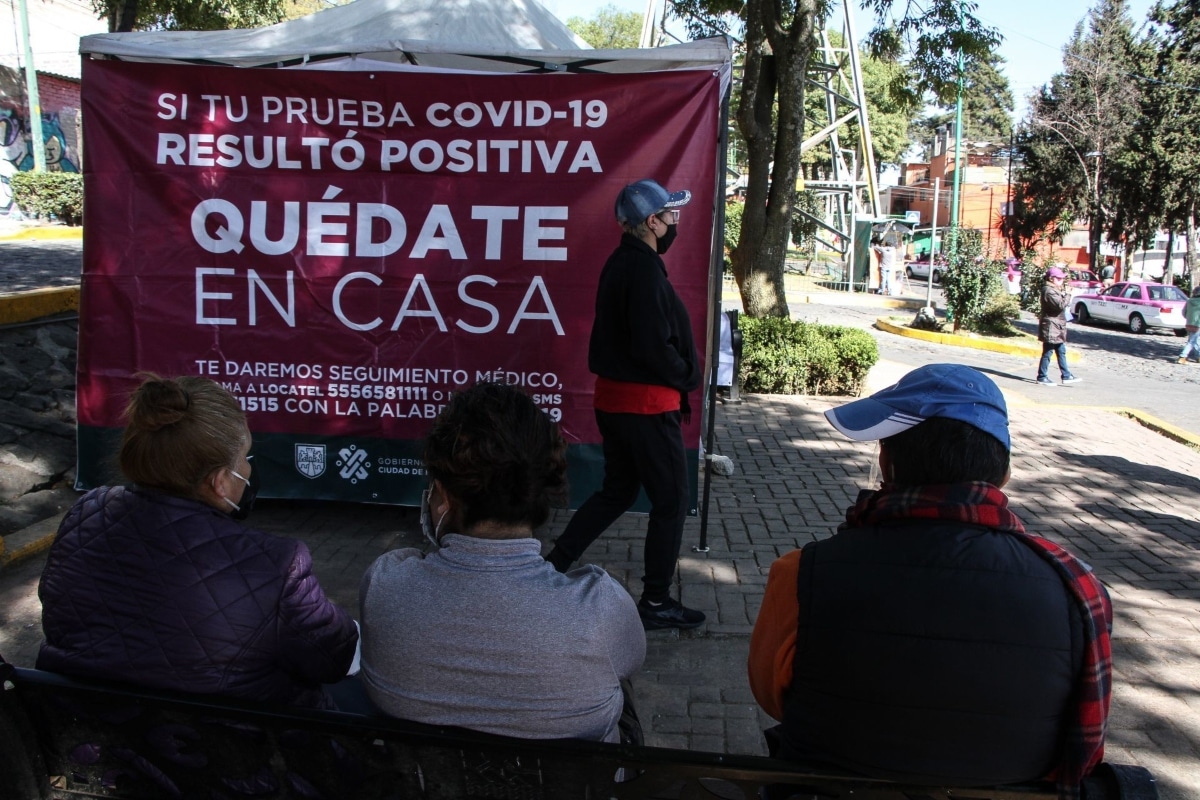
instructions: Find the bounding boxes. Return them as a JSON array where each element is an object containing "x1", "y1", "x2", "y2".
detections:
[{"x1": 778, "y1": 520, "x2": 1083, "y2": 785}]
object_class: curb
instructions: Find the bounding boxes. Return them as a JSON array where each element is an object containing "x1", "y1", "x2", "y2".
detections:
[
  {"x1": 720, "y1": 285, "x2": 926, "y2": 311},
  {"x1": 0, "y1": 287, "x2": 80, "y2": 326},
  {"x1": 1112, "y1": 407, "x2": 1200, "y2": 452},
  {"x1": 0, "y1": 513, "x2": 62, "y2": 570},
  {"x1": 874, "y1": 316, "x2": 1082, "y2": 362},
  {"x1": 0, "y1": 226, "x2": 83, "y2": 242}
]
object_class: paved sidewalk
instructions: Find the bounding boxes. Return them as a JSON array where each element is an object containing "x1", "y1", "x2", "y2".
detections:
[{"x1": 1, "y1": 386, "x2": 1198, "y2": 798}]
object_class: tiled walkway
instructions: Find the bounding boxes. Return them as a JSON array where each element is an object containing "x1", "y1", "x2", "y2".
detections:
[{"x1": 2, "y1": 390, "x2": 1196, "y2": 798}]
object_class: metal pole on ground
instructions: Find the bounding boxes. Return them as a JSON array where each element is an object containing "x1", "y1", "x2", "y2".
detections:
[
  {"x1": 927, "y1": 177, "x2": 940, "y2": 307},
  {"x1": 16, "y1": 0, "x2": 46, "y2": 172},
  {"x1": 696, "y1": 81, "x2": 732, "y2": 555}
]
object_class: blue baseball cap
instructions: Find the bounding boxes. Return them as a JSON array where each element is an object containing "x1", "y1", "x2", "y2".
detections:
[
  {"x1": 614, "y1": 179, "x2": 691, "y2": 225},
  {"x1": 824, "y1": 364, "x2": 1010, "y2": 450}
]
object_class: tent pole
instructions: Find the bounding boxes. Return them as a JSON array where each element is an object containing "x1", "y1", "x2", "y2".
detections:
[{"x1": 696, "y1": 75, "x2": 732, "y2": 555}]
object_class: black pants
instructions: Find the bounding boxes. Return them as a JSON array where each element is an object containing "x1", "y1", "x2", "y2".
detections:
[{"x1": 554, "y1": 409, "x2": 687, "y2": 603}]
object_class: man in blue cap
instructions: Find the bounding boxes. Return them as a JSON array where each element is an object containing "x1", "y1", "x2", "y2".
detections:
[
  {"x1": 546, "y1": 179, "x2": 705, "y2": 631},
  {"x1": 748, "y1": 364, "x2": 1112, "y2": 795}
]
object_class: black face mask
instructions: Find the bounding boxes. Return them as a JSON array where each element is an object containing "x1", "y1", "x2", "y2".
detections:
[{"x1": 656, "y1": 223, "x2": 678, "y2": 254}]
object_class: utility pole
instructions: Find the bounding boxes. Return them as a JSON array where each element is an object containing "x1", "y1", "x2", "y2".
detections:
[
  {"x1": 1005, "y1": 127, "x2": 1014, "y2": 258},
  {"x1": 947, "y1": 0, "x2": 964, "y2": 262},
  {"x1": 16, "y1": 0, "x2": 46, "y2": 172},
  {"x1": 928, "y1": 177, "x2": 941, "y2": 308},
  {"x1": 638, "y1": 0, "x2": 658, "y2": 48}
]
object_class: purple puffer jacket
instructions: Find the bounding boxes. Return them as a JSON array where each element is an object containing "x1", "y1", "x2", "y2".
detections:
[{"x1": 37, "y1": 485, "x2": 358, "y2": 708}]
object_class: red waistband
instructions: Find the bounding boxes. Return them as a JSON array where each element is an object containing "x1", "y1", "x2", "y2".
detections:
[{"x1": 593, "y1": 377, "x2": 680, "y2": 414}]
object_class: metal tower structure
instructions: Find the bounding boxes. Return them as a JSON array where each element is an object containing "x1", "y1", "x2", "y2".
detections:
[{"x1": 793, "y1": 1, "x2": 882, "y2": 288}]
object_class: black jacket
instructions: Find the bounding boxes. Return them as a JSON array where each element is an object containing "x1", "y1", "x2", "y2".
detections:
[
  {"x1": 777, "y1": 519, "x2": 1083, "y2": 785},
  {"x1": 587, "y1": 234, "x2": 701, "y2": 394}
]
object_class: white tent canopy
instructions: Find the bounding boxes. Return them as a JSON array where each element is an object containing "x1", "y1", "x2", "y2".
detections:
[{"x1": 78, "y1": 0, "x2": 730, "y2": 74}]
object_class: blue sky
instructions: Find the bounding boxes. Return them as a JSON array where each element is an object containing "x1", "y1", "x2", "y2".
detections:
[{"x1": 540, "y1": 0, "x2": 1159, "y2": 120}]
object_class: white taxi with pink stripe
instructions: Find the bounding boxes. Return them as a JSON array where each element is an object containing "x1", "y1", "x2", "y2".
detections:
[{"x1": 1072, "y1": 281, "x2": 1188, "y2": 335}]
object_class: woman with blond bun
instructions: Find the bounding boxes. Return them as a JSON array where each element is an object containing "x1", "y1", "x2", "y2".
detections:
[{"x1": 37, "y1": 375, "x2": 358, "y2": 708}]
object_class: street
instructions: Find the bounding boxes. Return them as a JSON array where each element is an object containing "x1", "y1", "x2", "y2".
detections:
[{"x1": 785, "y1": 299, "x2": 1200, "y2": 436}]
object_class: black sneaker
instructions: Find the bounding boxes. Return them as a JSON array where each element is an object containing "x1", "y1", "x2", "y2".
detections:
[{"x1": 638, "y1": 598, "x2": 706, "y2": 631}]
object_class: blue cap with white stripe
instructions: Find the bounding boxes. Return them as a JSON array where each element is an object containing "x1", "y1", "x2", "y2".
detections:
[{"x1": 824, "y1": 364, "x2": 1010, "y2": 450}]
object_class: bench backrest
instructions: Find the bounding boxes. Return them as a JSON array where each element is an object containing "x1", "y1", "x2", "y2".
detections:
[{"x1": 0, "y1": 662, "x2": 1150, "y2": 800}]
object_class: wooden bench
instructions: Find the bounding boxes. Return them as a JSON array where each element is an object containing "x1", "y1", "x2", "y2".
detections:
[{"x1": 0, "y1": 656, "x2": 1158, "y2": 800}]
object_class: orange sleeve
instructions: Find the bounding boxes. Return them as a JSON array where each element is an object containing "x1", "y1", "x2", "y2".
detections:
[{"x1": 748, "y1": 549, "x2": 801, "y2": 721}]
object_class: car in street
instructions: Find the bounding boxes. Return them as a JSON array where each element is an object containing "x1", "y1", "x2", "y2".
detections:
[
  {"x1": 1072, "y1": 281, "x2": 1189, "y2": 335},
  {"x1": 1067, "y1": 268, "x2": 1102, "y2": 299},
  {"x1": 905, "y1": 256, "x2": 946, "y2": 284}
]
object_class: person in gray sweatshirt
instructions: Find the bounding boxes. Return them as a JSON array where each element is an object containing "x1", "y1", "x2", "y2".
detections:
[{"x1": 359, "y1": 382, "x2": 646, "y2": 743}]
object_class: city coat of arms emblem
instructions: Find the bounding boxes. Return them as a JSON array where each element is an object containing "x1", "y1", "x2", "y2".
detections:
[{"x1": 295, "y1": 444, "x2": 326, "y2": 479}]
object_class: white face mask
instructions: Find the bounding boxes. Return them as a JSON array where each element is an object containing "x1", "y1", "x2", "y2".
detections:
[
  {"x1": 419, "y1": 487, "x2": 447, "y2": 548},
  {"x1": 224, "y1": 463, "x2": 255, "y2": 520}
]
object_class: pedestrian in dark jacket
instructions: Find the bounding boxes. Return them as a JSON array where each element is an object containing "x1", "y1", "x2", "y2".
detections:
[
  {"x1": 545, "y1": 178, "x2": 705, "y2": 631},
  {"x1": 37, "y1": 376, "x2": 358, "y2": 709},
  {"x1": 1037, "y1": 266, "x2": 1081, "y2": 386}
]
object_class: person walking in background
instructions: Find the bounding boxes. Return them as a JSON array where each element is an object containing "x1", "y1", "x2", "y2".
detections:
[
  {"x1": 1037, "y1": 266, "x2": 1082, "y2": 387},
  {"x1": 1003, "y1": 259, "x2": 1022, "y2": 296},
  {"x1": 359, "y1": 382, "x2": 645, "y2": 743},
  {"x1": 37, "y1": 375, "x2": 358, "y2": 709},
  {"x1": 1101, "y1": 260, "x2": 1117, "y2": 288},
  {"x1": 545, "y1": 178, "x2": 705, "y2": 631},
  {"x1": 1178, "y1": 287, "x2": 1200, "y2": 364}
]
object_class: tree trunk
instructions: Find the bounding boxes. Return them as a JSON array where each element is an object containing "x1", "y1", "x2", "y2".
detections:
[
  {"x1": 1188, "y1": 203, "x2": 1199, "y2": 292},
  {"x1": 111, "y1": 0, "x2": 139, "y2": 32},
  {"x1": 1165, "y1": 229, "x2": 1175, "y2": 284},
  {"x1": 1088, "y1": 199, "x2": 1102, "y2": 276},
  {"x1": 729, "y1": 0, "x2": 818, "y2": 319}
]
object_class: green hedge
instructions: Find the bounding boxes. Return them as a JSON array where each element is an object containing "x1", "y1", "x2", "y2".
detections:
[
  {"x1": 10, "y1": 171, "x2": 83, "y2": 226},
  {"x1": 738, "y1": 316, "x2": 878, "y2": 396}
]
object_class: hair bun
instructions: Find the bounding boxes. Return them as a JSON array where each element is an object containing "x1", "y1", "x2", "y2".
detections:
[{"x1": 129, "y1": 376, "x2": 191, "y2": 431}]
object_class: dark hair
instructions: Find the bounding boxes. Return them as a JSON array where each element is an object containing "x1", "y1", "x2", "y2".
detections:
[
  {"x1": 881, "y1": 417, "x2": 1009, "y2": 487},
  {"x1": 424, "y1": 382, "x2": 568, "y2": 531},
  {"x1": 119, "y1": 375, "x2": 248, "y2": 498}
]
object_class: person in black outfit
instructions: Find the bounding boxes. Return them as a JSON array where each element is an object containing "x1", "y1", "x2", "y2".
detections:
[{"x1": 546, "y1": 179, "x2": 704, "y2": 630}]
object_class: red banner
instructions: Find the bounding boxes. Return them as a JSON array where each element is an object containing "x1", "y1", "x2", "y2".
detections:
[{"x1": 77, "y1": 59, "x2": 720, "y2": 502}]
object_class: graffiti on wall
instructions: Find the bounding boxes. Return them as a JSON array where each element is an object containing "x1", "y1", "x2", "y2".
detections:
[
  {"x1": 0, "y1": 106, "x2": 78, "y2": 214},
  {"x1": 1, "y1": 108, "x2": 78, "y2": 172}
]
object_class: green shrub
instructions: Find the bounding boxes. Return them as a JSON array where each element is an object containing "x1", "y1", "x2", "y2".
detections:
[
  {"x1": 10, "y1": 171, "x2": 83, "y2": 226},
  {"x1": 940, "y1": 228, "x2": 1001, "y2": 332},
  {"x1": 738, "y1": 316, "x2": 878, "y2": 396},
  {"x1": 975, "y1": 288, "x2": 1022, "y2": 336},
  {"x1": 724, "y1": 201, "x2": 743, "y2": 255},
  {"x1": 1019, "y1": 260, "x2": 1049, "y2": 313}
]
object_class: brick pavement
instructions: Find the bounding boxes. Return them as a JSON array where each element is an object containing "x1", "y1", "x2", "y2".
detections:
[{"x1": 1, "y1": 385, "x2": 1197, "y2": 798}]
